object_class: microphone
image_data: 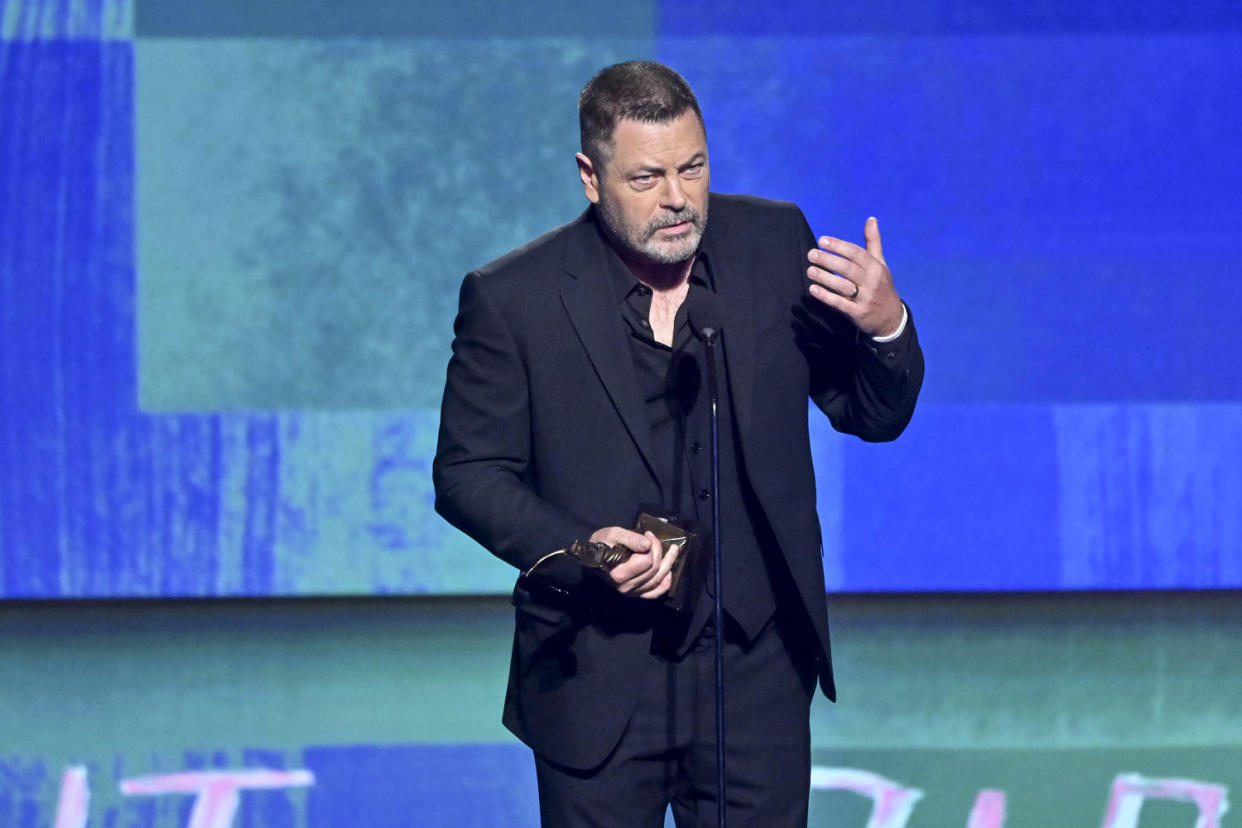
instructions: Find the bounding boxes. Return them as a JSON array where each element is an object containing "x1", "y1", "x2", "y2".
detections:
[{"x1": 688, "y1": 290, "x2": 725, "y2": 345}]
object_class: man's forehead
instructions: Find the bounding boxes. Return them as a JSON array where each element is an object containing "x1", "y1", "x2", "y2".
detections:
[{"x1": 608, "y1": 112, "x2": 707, "y2": 164}]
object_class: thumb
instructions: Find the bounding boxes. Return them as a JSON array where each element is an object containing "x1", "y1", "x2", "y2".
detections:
[{"x1": 864, "y1": 216, "x2": 886, "y2": 265}]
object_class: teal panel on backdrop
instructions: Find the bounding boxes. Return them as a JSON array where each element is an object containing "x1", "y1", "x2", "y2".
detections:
[
  {"x1": 137, "y1": 38, "x2": 653, "y2": 411},
  {"x1": 134, "y1": 0, "x2": 654, "y2": 38},
  {"x1": 135, "y1": 0, "x2": 656, "y2": 412}
]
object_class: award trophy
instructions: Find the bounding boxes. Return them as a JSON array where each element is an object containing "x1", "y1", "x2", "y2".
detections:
[{"x1": 525, "y1": 512, "x2": 704, "y2": 613}]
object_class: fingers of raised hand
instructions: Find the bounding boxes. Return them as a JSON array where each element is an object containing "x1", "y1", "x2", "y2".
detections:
[
  {"x1": 806, "y1": 250, "x2": 861, "y2": 300},
  {"x1": 863, "y1": 216, "x2": 886, "y2": 264},
  {"x1": 806, "y1": 220, "x2": 902, "y2": 336},
  {"x1": 807, "y1": 244, "x2": 868, "y2": 307},
  {"x1": 816, "y1": 234, "x2": 870, "y2": 264},
  {"x1": 808, "y1": 234, "x2": 891, "y2": 302}
]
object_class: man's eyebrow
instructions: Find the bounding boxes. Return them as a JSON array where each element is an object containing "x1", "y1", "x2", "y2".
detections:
[{"x1": 626, "y1": 152, "x2": 706, "y2": 176}]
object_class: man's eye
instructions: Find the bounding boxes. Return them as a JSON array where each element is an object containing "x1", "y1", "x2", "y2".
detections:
[
  {"x1": 683, "y1": 165, "x2": 703, "y2": 178},
  {"x1": 633, "y1": 175, "x2": 656, "y2": 186}
]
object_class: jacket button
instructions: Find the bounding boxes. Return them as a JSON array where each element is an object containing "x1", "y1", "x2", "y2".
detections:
[
  {"x1": 690, "y1": 441, "x2": 703, "y2": 454},
  {"x1": 699, "y1": 489, "x2": 711, "y2": 501}
]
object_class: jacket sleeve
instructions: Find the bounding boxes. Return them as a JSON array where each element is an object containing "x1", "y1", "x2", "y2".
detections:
[
  {"x1": 793, "y1": 210, "x2": 925, "y2": 442},
  {"x1": 432, "y1": 271, "x2": 595, "y2": 587}
]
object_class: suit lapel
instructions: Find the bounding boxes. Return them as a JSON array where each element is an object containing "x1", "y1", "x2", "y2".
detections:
[
  {"x1": 699, "y1": 227, "x2": 758, "y2": 444},
  {"x1": 559, "y1": 214, "x2": 661, "y2": 486}
]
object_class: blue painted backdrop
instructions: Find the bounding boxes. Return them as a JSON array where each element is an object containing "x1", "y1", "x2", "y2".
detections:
[{"x1": 2, "y1": 0, "x2": 1240, "y2": 597}]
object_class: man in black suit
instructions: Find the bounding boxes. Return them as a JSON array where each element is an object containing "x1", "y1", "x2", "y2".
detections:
[{"x1": 434, "y1": 61, "x2": 923, "y2": 826}]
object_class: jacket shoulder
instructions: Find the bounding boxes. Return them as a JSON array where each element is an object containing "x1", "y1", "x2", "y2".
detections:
[
  {"x1": 712, "y1": 192, "x2": 804, "y2": 219},
  {"x1": 707, "y1": 192, "x2": 809, "y2": 239},
  {"x1": 472, "y1": 212, "x2": 588, "y2": 285}
]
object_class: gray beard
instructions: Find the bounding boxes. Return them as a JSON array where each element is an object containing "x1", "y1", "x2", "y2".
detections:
[{"x1": 596, "y1": 194, "x2": 708, "y2": 266}]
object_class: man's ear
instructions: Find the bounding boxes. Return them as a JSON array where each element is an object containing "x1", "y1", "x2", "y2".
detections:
[{"x1": 576, "y1": 153, "x2": 601, "y2": 204}]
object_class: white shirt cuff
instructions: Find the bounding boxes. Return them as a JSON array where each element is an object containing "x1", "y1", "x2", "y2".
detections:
[{"x1": 871, "y1": 303, "x2": 908, "y2": 343}]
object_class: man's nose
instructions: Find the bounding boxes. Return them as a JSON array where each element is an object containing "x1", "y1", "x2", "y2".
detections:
[{"x1": 660, "y1": 176, "x2": 687, "y2": 210}]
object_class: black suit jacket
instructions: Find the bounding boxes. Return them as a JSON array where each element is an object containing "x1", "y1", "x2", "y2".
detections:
[{"x1": 434, "y1": 193, "x2": 923, "y2": 769}]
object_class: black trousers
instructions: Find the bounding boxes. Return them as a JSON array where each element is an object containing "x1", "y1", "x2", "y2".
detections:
[{"x1": 534, "y1": 611, "x2": 818, "y2": 827}]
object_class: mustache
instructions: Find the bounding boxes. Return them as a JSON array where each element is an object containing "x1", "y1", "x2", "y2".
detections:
[{"x1": 647, "y1": 209, "x2": 702, "y2": 233}]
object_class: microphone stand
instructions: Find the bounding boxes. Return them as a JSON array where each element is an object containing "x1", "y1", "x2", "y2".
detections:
[{"x1": 701, "y1": 324, "x2": 726, "y2": 828}]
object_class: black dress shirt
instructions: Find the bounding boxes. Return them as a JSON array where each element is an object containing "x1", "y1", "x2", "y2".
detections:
[
  {"x1": 602, "y1": 245, "x2": 790, "y2": 651},
  {"x1": 611, "y1": 255, "x2": 715, "y2": 531}
]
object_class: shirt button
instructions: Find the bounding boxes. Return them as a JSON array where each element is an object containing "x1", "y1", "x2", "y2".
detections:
[
  {"x1": 690, "y1": 441, "x2": 703, "y2": 454},
  {"x1": 640, "y1": 320, "x2": 650, "y2": 328},
  {"x1": 699, "y1": 489, "x2": 711, "y2": 501}
]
